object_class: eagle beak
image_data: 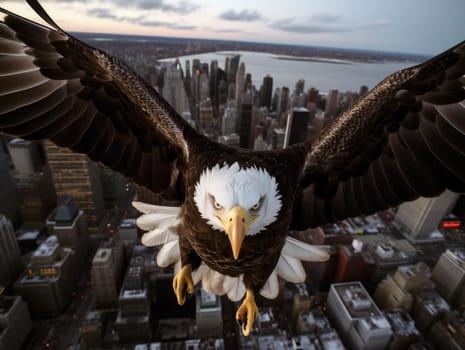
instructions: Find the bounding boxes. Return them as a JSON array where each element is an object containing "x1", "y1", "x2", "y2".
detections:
[{"x1": 225, "y1": 206, "x2": 252, "y2": 260}]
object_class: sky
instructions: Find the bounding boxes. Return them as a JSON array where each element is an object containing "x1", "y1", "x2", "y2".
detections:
[{"x1": 1, "y1": 0, "x2": 465, "y2": 55}]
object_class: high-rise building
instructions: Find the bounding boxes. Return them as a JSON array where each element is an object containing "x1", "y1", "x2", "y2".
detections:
[
  {"x1": 162, "y1": 64, "x2": 191, "y2": 116},
  {"x1": 44, "y1": 141, "x2": 104, "y2": 233},
  {"x1": 259, "y1": 75, "x2": 273, "y2": 108},
  {"x1": 325, "y1": 89, "x2": 339, "y2": 118},
  {"x1": 234, "y1": 63, "x2": 246, "y2": 128},
  {"x1": 327, "y1": 282, "x2": 393, "y2": 349},
  {"x1": 46, "y1": 196, "x2": 91, "y2": 266},
  {"x1": 226, "y1": 55, "x2": 240, "y2": 86},
  {"x1": 221, "y1": 101, "x2": 236, "y2": 136},
  {"x1": 238, "y1": 102, "x2": 254, "y2": 149},
  {"x1": 116, "y1": 255, "x2": 152, "y2": 342},
  {"x1": 395, "y1": 190, "x2": 459, "y2": 240},
  {"x1": 0, "y1": 143, "x2": 19, "y2": 226},
  {"x1": 198, "y1": 98, "x2": 217, "y2": 138},
  {"x1": 8, "y1": 138, "x2": 57, "y2": 224},
  {"x1": 283, "y1": 107, "x2": 311, "y2": 147},
  {"x1": 195, "y1": 289, "x2": 223, "y2": 338},
  {"x1": 431, "y1": 248, "x2": 465, "y2": 306},
  {"x1": 0, "y1": 215, "x2": 24, "y2": 287},
  {"x1": 91, "y1": 243, "x2": 125, "y2": 309},
  {"x1": 411, "y1": 290, "x2": 450, "y2": 333},
  {"x1": 277, "y1": 87, "x2": 290, "y2": 125},
  {"x1": 0, "y1": 295, "x2": 32, "y2": 350},
  {"x1": 383, "y1": 309, "x2": 420, "y2": 350},
  {"x1": 13, "y1": 236, "x2": 79, "y2": 316},
  {"x1": 7, "y1": 138, "x2": 43, "y2": 175},
  {"x1": 271, "y1": 128, "x2": 286, "y2": 150}
]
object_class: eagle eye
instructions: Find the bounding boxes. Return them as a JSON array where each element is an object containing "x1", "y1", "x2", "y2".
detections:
[
  {"x1": 251, "y1": 197, "x2": 264, "y2": 211},
  {"x1": 209, "y1": 194, "x2": 223, "y2": 210}
]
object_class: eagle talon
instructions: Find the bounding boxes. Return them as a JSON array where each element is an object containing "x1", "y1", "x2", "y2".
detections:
[
  {"x1": 235, "y1": 289, "x2": 258, "y2": 337},
  {"x1": 172, "y1": 264, "x2": 194, "y2": 305}
]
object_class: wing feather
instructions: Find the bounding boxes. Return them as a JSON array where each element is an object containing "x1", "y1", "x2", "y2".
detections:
[
  {"x1": 295, "y1": 39, "x2": 465, "y2": 229},
  {"x1": 0, "y1": 1, "x2": 203, "y2": 197}
]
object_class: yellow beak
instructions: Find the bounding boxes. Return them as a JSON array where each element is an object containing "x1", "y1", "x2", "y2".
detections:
[{"x1": 224, "y1": 206, "x2": 256, "y2": 260}]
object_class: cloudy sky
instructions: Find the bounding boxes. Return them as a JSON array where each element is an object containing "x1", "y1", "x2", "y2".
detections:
[{"x1": 1, "y1": 0, "x2": 464, "y2": 55}]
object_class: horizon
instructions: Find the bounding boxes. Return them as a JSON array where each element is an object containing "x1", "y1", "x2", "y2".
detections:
[{"x1": 1, "y1": 0, "x2": 464, "y2": 56}]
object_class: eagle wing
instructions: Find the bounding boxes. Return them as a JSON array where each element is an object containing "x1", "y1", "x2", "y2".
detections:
[
  {"x1": 294, "y1": 39, "x2": 465, "y2": 229},
  {"x1": 0, "y1": 0, "x2": 197, "y2": 197}
]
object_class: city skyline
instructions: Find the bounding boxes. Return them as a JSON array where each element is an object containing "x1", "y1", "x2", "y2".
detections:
[{"x1": 1, "y1": 0, "x2": 465, "y2": 55}]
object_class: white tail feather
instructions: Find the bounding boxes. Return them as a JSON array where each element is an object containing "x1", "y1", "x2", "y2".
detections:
[
  {"x1": 157, "y1": 240, "x2": 180, "y2": 267},
  {"x1": 141, "y1": 227, "x2": 177, "y2": 247},
  {"x1": 132, "y1": 201, "x2": 180, "y2": 215},
  {"x1": 260, "y1": 269, "x2": 279, "y2": 299},
  {"x1": 226, "y1": 275, "x2": 246, "y2": 301},
  {"x1": 282, "y1": 237, "x2": 330, "y2": 262},
  {"x1": 277, "y1": 254, "x2": 306, "y2": 283},
  {"x1": 136, "y1": 212, "x2": 179, "y2": 231}
]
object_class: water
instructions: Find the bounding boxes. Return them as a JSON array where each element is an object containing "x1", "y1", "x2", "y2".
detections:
[{"x1": 160, "y1": 51, "x2": 418, "y2": 94}]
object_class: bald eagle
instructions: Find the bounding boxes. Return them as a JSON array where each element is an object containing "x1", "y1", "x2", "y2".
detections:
[{"x1": 1, "y1": 0, "x2": 465, "y2": 336}]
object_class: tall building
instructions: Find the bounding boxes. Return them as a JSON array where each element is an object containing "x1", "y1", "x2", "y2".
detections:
[
  {"x1": 0, "y1": 215, "x2": 24, "y2": 287},
  {"x1": 195, "y1": 289, "x2": 223, "y2": 338},
  {"x1": 283, "y1": 107, "x2": 311, "y2": 147},
  {"x1": 234, "y1": 63, "x2": 246, "y2": 128},
  {"x1": 383, "y1": 309, "x2": 420, "y2": 350},
  {"x1": 7, "y1": 138, "x2": 43, "y2": 175},
  {"x1": 14, "y1": 236, "x2": 79, "y2": 316},
  {"x1": 46, "y1": 196, "x2": 91, "y2": 266},
  {"x1": 91, "y1": 243, "x2": 125, "y2": 309},
  {"x1": 395, "y1": 190, "x2": 459, "y2": 240},
  {"x1": 198, "y1": 98, "x2": 217, "y2": 138},
  {"x1": 271, "y1": 128, "x2": 286, "y2": 150},
  {"x1": 116, "y1": 255, "x2": 152, "y2": 342},
  {"x1": 8, "y1": 138, "x2": 56, "y2": 224},
  {"x1": 221, "y1": 101, "x2": 236, "y2": 136},
  {"x1": 44, "y1": 141, "x2": 104, "y2": 233},
  {"x1": 238, "y1": 102, "x2": 254, "y2": 149},
  {"x1": 431, "y1": 248, "x2": 465, "y2": 307},
  {"x1": 327, "y1": 282, "x2": 393, "y2": 349},
  {"x1": 162, "y1": 63, "x2": 191, "y2": 116},
  {"x1": 0, "y1": 295, "x2": 32, "y2": 350},
  {"x1": 226, "y1": 55, "x2": 240, "y2": 85},
  {"x1": 0, "y1": 142, "x2": 19, "y2": 226},
  {"x1": 277, "y1": 87, "x2": 290, "y2": 125},
  {"x1": 325, "y1": 89, "x2": 339, "y2": 118},
  {"x1": 259, "y1": 75, "x2": 273, "y2": 108}
]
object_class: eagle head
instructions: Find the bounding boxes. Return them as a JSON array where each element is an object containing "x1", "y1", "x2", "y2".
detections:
[{"x1": 194, "y1": 162, "x2": 282, "y2": 260}]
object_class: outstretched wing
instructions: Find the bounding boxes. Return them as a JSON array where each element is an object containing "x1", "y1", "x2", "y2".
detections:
[
  {"x1": 0, "y1": 0, "x2": 198, "y2": 196},
  {"x1": 293, "y1": 40, "x2": 465, "y2": 229}
]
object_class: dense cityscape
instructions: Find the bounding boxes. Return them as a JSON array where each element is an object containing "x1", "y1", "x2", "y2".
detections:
[{"x1": 1, "y1": 34, "x2": 465, "y2": 350}]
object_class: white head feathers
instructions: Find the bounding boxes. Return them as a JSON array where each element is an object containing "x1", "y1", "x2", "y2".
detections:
[{"x1": 193, "y1": 162, "x2": 282, "y2": 236}]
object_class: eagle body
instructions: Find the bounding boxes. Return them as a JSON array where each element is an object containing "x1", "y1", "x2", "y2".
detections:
[
  {"x1": 181, "y1": 141, "x2": 308, "y2": 291},
  {"x1": 1, "y1": 0, "x2": 465, "y2": 337}
]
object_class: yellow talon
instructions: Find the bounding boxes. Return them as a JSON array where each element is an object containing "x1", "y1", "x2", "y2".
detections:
[
  {"x1": 172, "y1": 264, "x2": 194, "y2": 305},
  {"x1": 236, "y1": 289, "x2": 259, "y2": 336}
]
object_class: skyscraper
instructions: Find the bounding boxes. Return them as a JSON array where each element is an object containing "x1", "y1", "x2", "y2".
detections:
[
  {"x1": 8, "y1": 138, "x2": 56, "y2": 224},
  {"x1": 0, "y1": 141, "x2": 19, "y2": 226},
  {"x1": 238, "y1": 97, "x2": 254, "y2": 149},
  {"x1": 283, "y1": 107, "x2": 311, "y2": 147},
  {"x1": 0, "y1": 295, "x2": 32, "y2": 350},
  {"x1": 259, "y1": 75, "x2": 273, "y2": 109},
  {"x1": 44, "y1": 141, "x2": 104, "y2": 233},
  {"x1": 395, "y1": 190, "x2": 459, "y2": 240},
  {"x1": 226, "y1": 55, "x2": 240, "y2": 86},
  {"x1": 234, "y1": 62, "x2": 246, "y2": 130},
  {"x1": 162, "y1": 64, "x2": 190, "y2": 116},
  {"x1": 325, "y1": 89, "x2": 339, "y2": 118},
  {"x1": 277, "y1": 87, "x2": 290, "y2": 126},
  {"x1": 0, "y1": 215, "x2": 24, "y2": 287}
]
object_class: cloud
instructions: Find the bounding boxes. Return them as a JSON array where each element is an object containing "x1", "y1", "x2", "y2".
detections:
[
  {"x1": 219, "y1": 9, "x2": 263, "y2": 22},
  {"x1": 112, "y1": 0, "x2": 199, "y2": 14},
  {"x1": 86, "y1": 8, "x2": 196, "y2": 30},
  {"x1": 270, "y1": 18, "x2": 345, "y2": 34},
  {"x1": 215, "y1": 28, "x2": 243, "y2": 33},
  {"x1": 270, "y1": 16, "x2": 390, "y2": 34}
]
